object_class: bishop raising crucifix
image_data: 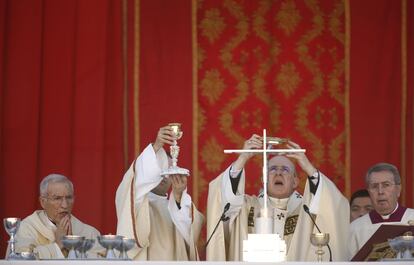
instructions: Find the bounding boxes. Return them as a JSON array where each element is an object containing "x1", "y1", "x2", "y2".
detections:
[{"x1": 206, "y1": 130, "x2": 350, "y2": 261}]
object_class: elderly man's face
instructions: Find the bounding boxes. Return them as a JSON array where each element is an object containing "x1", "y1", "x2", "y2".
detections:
[
  {"x1": 39, "y1": 182, "x2": 74, "y2": 224},
  {"x1": 350, "y1": 196, "x2": 373, "y2": 221},
  {"x1": 367, "y1": 171, "x2": 401, "y2": 215},
  {"x1": 267, "y1": 156, "x2": 298, "y2": 199}
]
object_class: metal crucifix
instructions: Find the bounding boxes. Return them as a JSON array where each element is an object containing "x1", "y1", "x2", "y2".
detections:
[{"x1": 224, "y1": 129, "x2": 306, "y2": 217}]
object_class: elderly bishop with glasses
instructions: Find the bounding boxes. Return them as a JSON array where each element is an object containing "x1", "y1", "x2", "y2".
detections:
[
  {"x1": 206, "y1": 134, "x2": 350, "y2": 261},
  {"x1": 10, "y1": 174, "x2": 103, "y2": 259},
  {"x1": 347, "y1": 163, "x2": 414, "y2": 259}
]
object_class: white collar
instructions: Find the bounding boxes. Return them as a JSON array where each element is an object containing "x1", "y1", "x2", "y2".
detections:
[
  {"x1": 264, "y1": 191, "x2": 302, "y2": 211},
  {"x1": 381, "y1": 203, "x2": 399, "y2": 219},
  {"x1": 39, "y1": 210, "x2": 57, "y2": 230},
  {"x1": 269, "y1": 196, "x2": 289, "y2": 210}
]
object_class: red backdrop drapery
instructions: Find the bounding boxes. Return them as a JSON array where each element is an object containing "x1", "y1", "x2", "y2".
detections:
[
  {"x1": 0, "y1": 0, "x2": 413, "y2": 257},
  {"x1": 0, "y1": 0, "x2": 126, "y2": 252}
]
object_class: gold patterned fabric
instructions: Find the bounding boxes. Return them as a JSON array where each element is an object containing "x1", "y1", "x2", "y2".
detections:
[{"x1": 196, "y1": 0, "x2": 348, "y2": 205}]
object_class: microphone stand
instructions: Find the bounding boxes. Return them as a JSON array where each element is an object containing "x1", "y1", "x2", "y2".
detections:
[
  {"x1": 303, "y1": 205, "x2": 333, "y2": 262},
  {"x1": 205, "y1": 203, "x2": 230, "y2": 247}
]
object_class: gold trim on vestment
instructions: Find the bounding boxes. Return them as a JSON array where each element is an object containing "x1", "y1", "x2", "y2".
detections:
[
  {"x1": 122, "y1": 0, "x2": 129, "y2": 169},
  {"x1": 401, "y1": 0, "x2": 407, "y2": 205},
  {"x1": 130, "y1": 160, "x2": 142, "y2": 248},
  {"x1": 134, "y1": 0, "x2": 140, "y2": 154},
  {"x1": 344, "y1": 0, "x2": 351, "y2": 198},
  {"x1": 192, "y1": 0, "x2": 199, "y2": 206},
  {"x1": 284, "y1": 215, "x2": 299, "y2": 236}
]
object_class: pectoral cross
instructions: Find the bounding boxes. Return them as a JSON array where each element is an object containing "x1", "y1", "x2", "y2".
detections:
[
  {"x1": 224, "y1": 129, "x2": 305, "y2": 217},
  {"x1": 277, "y1": 213, "x2": 285, "y2": 220}
]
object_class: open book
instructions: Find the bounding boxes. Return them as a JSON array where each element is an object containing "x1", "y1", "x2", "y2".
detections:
[{"x1": 351, "y1": 224, "x2": 414, "y2": 261}]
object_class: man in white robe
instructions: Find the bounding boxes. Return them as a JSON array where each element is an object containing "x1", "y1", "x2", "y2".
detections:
[
  {"x1": 348, "y1": 163, "x2": 414, "y2": 260},
  {"x1": 206, "y1": 134, "x2": 349, "y2": 261},
  {"x1": 12, "y1": 174, "x2": 102, "y2": 259},
  {"x1": 115, "y1": 125, "x2": 204, "y2": 260}
]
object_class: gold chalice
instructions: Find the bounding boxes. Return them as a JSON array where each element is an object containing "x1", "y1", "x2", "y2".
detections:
[
  {"x1": 310, "y1": 233, "x2": 330, "y2": 262},
  {"x1": 161, "y1": 123, "x2": 189, "y2": 176}
]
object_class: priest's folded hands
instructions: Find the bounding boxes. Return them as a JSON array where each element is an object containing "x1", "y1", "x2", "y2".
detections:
[{"x1": 10, "y1": 174, "x2": 104, "y2": 259}]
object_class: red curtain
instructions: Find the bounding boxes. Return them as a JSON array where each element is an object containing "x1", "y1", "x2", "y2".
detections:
[
  {"x1": 137, "y1": 0, "x2": 193, "y2": 173},
  {"x1": 0, "y1": 0, "x2": 126, "y2": 253},
  {"x1": 349, "y1": 0, "x2": 413, "y2": 205},
  {"x1": 0, "y1": 0, "x2": 413, "y2": 257}
]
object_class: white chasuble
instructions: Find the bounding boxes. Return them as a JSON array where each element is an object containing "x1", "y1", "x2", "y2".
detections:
[
  {"x1": 115, "y1": 144, "x2": 203, "y2": 260},
  {"x1": 206, "y1": 165, "x2": 349, "y2": 261},
  {"x1": 13, "y1": 210, "x2": 102, "y2": 259}
]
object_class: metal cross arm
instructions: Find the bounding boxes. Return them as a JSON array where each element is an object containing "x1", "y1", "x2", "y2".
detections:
[
  {"x1": 224, "y1": 149, "x2": 306, "y2": 154},
  {"x1": 222, "y1": 129, "x2": 306, "y2": 217}
]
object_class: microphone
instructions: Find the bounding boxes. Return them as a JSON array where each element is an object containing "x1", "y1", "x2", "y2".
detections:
[
  {"x1": 222, "y1": 202, "x2": 231, "y2": 217},
  {"x1": 303, "y1": 204, "x2": 332, "y2": 262},
  {"x1": 205, "y1": 202, "x2": 230, "y2": 247}
]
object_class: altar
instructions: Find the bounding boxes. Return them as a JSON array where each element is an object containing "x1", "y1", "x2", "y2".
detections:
[{"x1": 0, "y1": 260, "x2": 414, "y2": 265}]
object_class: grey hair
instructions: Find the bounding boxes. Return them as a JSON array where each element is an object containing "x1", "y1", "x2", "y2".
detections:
[
  {"x1": 39, "y1": 174, "x2": 74, "y2": 197},
  {"x1": 365, "y1": 163, "x2": 401, "y2": 186}
]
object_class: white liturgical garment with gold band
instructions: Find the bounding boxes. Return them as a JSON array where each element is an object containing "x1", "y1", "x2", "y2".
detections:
[
  {"x1": 115, "y1": 144, "x2": 204, "y2": 260},
  {"x1": 206, "y1": 165, "x2": 349, "y2": 261}
]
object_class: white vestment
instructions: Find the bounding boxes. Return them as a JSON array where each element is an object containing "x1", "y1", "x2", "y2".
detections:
[
  {"x1": 206, "y1": 165, "x2": 349, "y2": 261},
  {"x1": 348, "y1": 205, "x2": 414, "y2": 259},
  {"x1": 13, "y1": 210, "x2": 101, "y2": 259},
  {"x1": 115, "y1": 144, "x2": 204, "y2": 260}
]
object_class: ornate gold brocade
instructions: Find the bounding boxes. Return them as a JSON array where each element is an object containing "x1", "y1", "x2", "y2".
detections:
[
  {"x1": 198, "y1": 46, "x2": 206, "y2": 69},
  {"x1": 197, "y1": 105, "x2": 207, "y2": 134},
  {"x1": 276, "y1": 62, "x2": 301, "y2": 98},
  {"x1": 195, "y1": 0, "x2": 347, "y2": 203},
  {"x1": 201, "y1": 137, "x2": 227, "y2": 172},
  {"x1": 284, "y1": 214, "x2": 298, "y2": 236},
  {"x1": 276, "y1": 0, "x2": 302, "y2": 36},
  {"x1": 294, "y1": 0, "x2": 346, "y2": 177},
  {"x1": 218, "y1": 0, "x2": 250, "y2": 145},
  {"x1": 294, "y1": 0, "x2": 325, "y2": 168},
  {"x1": 200, "y1": 69, "x2": 226, "y2": 105},
  {"x1": 200, "y1": 8, "x2": 226, "y2": 44},
  {"x1": 253, "y1": 0, "x2": 281, "y2": 136},
  {"x1": 365, "y1": 242, "x2": 396, "y2": 261}
]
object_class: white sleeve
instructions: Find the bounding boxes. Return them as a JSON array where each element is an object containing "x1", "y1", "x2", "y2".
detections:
[
  {"x1": 221, "y1": 165, "x2": 245, "y2": 223},
  {"x1": 134, "y1": 144, "x2": 166, "y2": 204},
  {"x1": 168, "y1": 189, "x2": 192, "y2": 244}
]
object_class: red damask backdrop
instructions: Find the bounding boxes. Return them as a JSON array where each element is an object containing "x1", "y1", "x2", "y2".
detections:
[
  {"x1": 196, "y1": 0, "x2": 349, "y2": 204},
  {"x1": 0, "y1": 0, "x2": 413, "y2": 257}
]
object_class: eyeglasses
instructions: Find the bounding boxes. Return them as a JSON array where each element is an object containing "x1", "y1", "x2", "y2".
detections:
[
  {"x1": 367, "y1": 181, "x2": 399, "y2": 192},
  {"x1": 268, "y1": 165, "x2": 291, "y2": 175},
  {"x1": 44, "y1": 195, "x2": 74, "y2": 204}
]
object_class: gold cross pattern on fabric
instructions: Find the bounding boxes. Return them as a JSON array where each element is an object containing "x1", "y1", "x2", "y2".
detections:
[{"x1": 284, "y1": 215, "x2": 299, "y2": 236}]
